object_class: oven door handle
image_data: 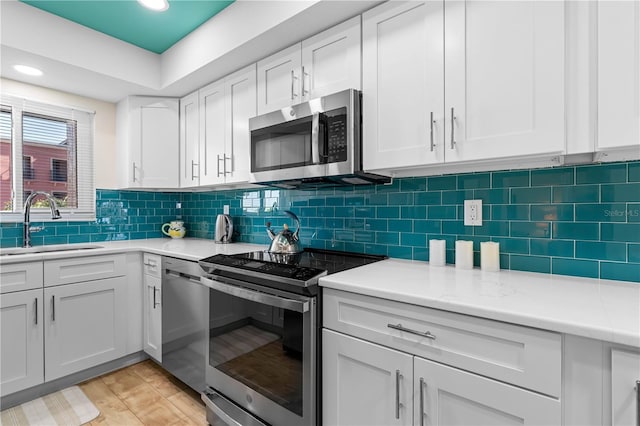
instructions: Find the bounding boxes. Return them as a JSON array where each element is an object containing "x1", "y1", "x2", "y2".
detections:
[{"x1": 201, "y1": 276, "x2": 309, "y2": 313}]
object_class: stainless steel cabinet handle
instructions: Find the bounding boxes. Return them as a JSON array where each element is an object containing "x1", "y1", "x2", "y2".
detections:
[
  {"x1": 223, "y1": 155, "x2": 231, "y2": 175},
  {"x1": 419, "y1": 377, "x2": 426, "y2": 426},
  {"x1": 291, "y1": 70, "x2": 296, "y2": 100},
  {"x1": 302, "y1": 66, "x2": 308, "y2": 96},
  {"x1": 395, "y1": 370, "x2": 402, "y2": 420},
  {"x1": 217, "y1": 154, "x2": 223, "y2": 177},
  {"x1": 429, "y1": 111, "x2": 435, "y2": 152},
  {"x1": 34, "y1": 298, "x2": 38, "y2": 325},
  {"x1": 132, "y1": 162, "x2": 137, "y2": 182},
  {"x1": 388, "y1": 323, "x2": 436, "y2": 340},
  {"x1": 450, "y1": 107, "x2": 456, "y2": 149},
  {"x1": 636, "y1": 380, "x2": 639, "y2": 426},
  {"x1": 51, "y1": 295, "x2": 55, "y2": 322},
  {"x1": 154, "y1": 286, "x2": 161, "y2": 308},
  {"x1": 191, "y1": 160, "x2": 199, "y2": 180}
]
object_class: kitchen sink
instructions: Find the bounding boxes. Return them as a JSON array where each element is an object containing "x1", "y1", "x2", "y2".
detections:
[{"x1": 0, "y1": 244, "x2": 104, "y2": 256}]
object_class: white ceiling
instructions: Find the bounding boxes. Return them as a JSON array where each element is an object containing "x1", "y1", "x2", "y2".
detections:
[{"x1": 0, "y1": 0, "x2": 382, "y2": 103}]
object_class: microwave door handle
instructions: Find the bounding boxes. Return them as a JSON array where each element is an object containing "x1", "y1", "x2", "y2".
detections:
[
  {"x1": 311, "y1": 112, "x2": 320, "y2": 164},
  {"x1": 201, "y1": 276, "x2": 309, "y2": 313}
]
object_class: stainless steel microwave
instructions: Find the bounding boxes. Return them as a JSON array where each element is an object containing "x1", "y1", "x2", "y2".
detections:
[{"x1": 249, "y1": 89, "x2": 390, "y2": 189}]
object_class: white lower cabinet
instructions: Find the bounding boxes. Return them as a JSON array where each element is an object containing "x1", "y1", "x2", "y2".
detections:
[
  {"x1": 414, "y1": 357, "x2": 560, "y2": 425},
  {"x1": 323, "y1": 329, "x2": 413, "y2": 426},
  {"x1": 323, "y1": 329, "x2": 560, "y2": 426},
  {"x1": 142, "y1": 253, "x2": 162, "y2": 362},
  {"x1": 44, "y1": 277, "x2": 127, "y2": 381},
  {"x1": 0, "y1": 289, "x2": 44, "y2": 396},
  {"x1": 611, "y1": 348, "x2": 640, "y2": 426}
]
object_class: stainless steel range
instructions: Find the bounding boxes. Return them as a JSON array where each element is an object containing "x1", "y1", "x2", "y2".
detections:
[{"x1": 198, "y1": 248, "x2": 386, "y2": 426}]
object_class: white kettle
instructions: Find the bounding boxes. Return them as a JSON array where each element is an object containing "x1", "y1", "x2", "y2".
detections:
[{"x1": 214, "y1": 214, "x2": 233, "y2": 244}]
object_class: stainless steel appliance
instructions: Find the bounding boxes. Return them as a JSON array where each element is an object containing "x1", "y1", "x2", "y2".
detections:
[
  {"x1": 215, "y1": 214, "x2": 233, "y2": 243},
  {"x1": 198, "y1": 249, "x2": 387, "y2": 426},
  {"x1": 162, "y1": 257, "x2": 208, "y2": 392},
  {"x1": 249, "y1": 89, "x2": 390, "y2": 189}
]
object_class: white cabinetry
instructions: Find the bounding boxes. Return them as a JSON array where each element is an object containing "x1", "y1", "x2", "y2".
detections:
[
  {"x1": 179, "y1": 64, "x2": 256, "y2": 187},
  {"x1": 611, "y1": 348, "x2": 640, "y2": 426},
  {"x1": 43, "y1": 277, "x2": 126, "y2": 381},
  {"x1": 257, "y1": 16, "x2": 361, "y2": 115},
  {"x1": 0, "y1": 288, "x2": 44, "y2": 396},
  {"x1": 142, "y1": 253, "x2": 162, "y2": 362},
  {"x1": 323, "y1": 289, "x2": 562, "y2": 426},
  {"x1": 116, "y1": 96, "x2": 179, "y2": 189},
  {"x1": 363, "y1": 1, "x2": 565, "y2": 172},
  {"x1": 179, "y1": 91, "x2": 200, "y2": 188},
  {"x1": 596, "y1": 1, "x2": 640, "y2": 155}
]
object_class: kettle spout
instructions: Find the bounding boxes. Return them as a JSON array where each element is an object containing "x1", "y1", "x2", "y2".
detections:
[{"x1": 266, "y1": 222, "x2": 276, "y2": 240}]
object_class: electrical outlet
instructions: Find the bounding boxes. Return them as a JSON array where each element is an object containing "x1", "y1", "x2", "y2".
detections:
[
  {"x1": 223, "y1": 205, "x2": 230, "y2": 215},
  {"x1": 464, "y1": 200, "x2": 483, "y2": 226}
]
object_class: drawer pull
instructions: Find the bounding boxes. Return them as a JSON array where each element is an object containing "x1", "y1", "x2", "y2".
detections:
[
  {"x1": 34, "y1": 297, "x2": 38, "y2": 325},
  {"x1": 388, "y1": 323, "x2": 436, "y2": 340},
  {"x1": 395, "y1": 369, "x2": 402, "y2": 420},
  {"x1": 419, "y1": 377, "x2": 426, "y2": 426}
]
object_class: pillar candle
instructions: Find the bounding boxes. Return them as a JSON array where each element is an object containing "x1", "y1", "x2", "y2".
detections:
[
  {"x1": 455, "y1": 240, "x2": 474, "y2": 270},
  {"x1": 429, "y1": 239, "x2": 446, "y2": 266},
  {"x1": 480, "y1": 241, "x2": 500, "y2": 272}
]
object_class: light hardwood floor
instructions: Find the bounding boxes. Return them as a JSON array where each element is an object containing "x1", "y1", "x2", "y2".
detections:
[{"x1": 79, "y1": 360, "x2": 206, "y2": 425}]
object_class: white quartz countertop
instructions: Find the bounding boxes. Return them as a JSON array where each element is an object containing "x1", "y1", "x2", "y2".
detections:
[
  {"x1": 0, "y1": 238, "x2": 265, "y2": 264},
  {"x1": 319, "y1": 258, "x2": 640, "y2": 349}
]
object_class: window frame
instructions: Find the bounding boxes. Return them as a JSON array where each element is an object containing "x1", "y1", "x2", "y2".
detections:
[{"x1": 0, "y1": 95, "x2": 95, "y2": 223}]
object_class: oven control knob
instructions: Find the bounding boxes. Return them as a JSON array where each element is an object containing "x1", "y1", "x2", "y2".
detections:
[{"x1": 246, "y1": 394, "x2": 253, "y2": 403}]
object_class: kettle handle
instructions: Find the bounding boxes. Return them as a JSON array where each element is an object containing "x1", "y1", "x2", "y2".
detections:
[
  {"x1": 284, "y1": 210, "x2": 300, "y2": 239},
  {"x1": 161, "y1": 223, "x2": 171, "y2": 236}
]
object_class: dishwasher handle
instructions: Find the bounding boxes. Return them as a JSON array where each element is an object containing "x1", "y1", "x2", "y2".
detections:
[
  {"x1": 165, "y1": 269, "x2": 201, "y2": 285},
  {"x1": 201, "y1": 276, "x2": 309, "y2": 313}
]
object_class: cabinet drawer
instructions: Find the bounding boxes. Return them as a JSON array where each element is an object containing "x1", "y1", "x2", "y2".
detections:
[
  {"x1": 143, "y1": 253, "x2": 162, "y2": 278},
  {"x1": 0, "y1": 262, "x2": 43, "y2": 293},
  {"x1": 44, "y1": 254, "x2": 126, "y2": 286},
  {"x1": 323, "y1": 288, "x2": 561, "y2": 398}
]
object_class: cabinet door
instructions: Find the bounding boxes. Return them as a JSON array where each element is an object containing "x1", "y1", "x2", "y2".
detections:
[
  {"x1": 180, "y1": 91, "x2": 200, "y2": 187},
  {"x1": 323, "y1": 329, "x2": 413, "y2": 426},
  {"x1": 414, "y1": 356, "x2": 560, "y2": 426},
  {"x1": 301, "y1": 16, "x2": 361, "y2": 100},
  {"x1": 224, "y1": 64, "x2": 256, "y2": 184},
  {"x1": 131, "y1": 97, "x2": 180, "y2": 188},
  {"x1": 611, "y1": 349, "x2": 640, "y2": 426},
  {"x1": 257, "y1": 43, "x2": 301, "y2": 115},
  {"x1": 44, "y1": 277, "x2": 126, "y2": 381},
  {"x1": 362, "y1": 1, "x2": 444, "y2": 171},
  {"x1": 199, "y1": 80, "x2": 226, "y2": 186},
  {"x1": 597, "y1": 1, "x2": 640, "y2": 151},
  {"x1": 444, "y1": 0, "x2": 565, "y2": 162},
  {"x1": 143, "y1": 273, "x2": 162, "y2": 362},
  {"x1": 0, "y1": 289, "x2": 43, "y2": 396}
]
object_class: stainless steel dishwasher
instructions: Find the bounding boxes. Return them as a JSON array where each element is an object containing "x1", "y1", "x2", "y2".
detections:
[{"x1": 162, "y1": 256, "x2": 208, "y2": 392}]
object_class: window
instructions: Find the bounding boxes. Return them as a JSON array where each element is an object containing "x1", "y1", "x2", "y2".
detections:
[
  {"x1": 51, "y1": 159, "x2": 68, "y2": 182},
  {"x1": 0, "y1": 96, "x2": 94, "y2": 221}
]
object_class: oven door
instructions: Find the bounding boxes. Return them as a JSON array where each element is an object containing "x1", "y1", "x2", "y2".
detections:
[{"x1": 200, "y1": 275, "x2": 317, "y2": 426}]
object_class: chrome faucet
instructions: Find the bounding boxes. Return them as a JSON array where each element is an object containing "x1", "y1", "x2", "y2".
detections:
[{"x1": 23, "y1": 191, "x2": 62, "y2": 248}]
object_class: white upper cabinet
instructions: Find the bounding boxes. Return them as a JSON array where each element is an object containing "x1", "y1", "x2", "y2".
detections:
[
  {"x1": 363, "y1": 1, "x2": 444, "y2": 170},
  {"x1": 596, "y1": 1, "x2": 640, "y2": 152},
  {"x1": 199, "y1": 64, "x2": 257, "y2": 186},
  {"x1": 179, "y1": 91, "x2": 200, "y2": 187},
  {"x1": 116, "y1": 97, "x2": 180, "y2": 189},
  {"x1": 198, "y1": 79, "x2": 226, "y2": 186},
  {"x1": 257, "y1": 16, "x2": 361, "y2": 115},
  {"x1": 363, "y1": 1, "x2": 565, "y2": 172}
]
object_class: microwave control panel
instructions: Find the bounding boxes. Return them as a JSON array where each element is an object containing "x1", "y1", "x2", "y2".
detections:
[{"x1": 326, "y1": 111, "x2": 348, "y2": 163}]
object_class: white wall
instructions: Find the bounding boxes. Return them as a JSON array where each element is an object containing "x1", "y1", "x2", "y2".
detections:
[{"x1": 1, "y1": 78, "x2": 117, "y2": 189}]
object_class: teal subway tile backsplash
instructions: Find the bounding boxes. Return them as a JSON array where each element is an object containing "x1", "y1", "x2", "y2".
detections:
[{"x1": 1, "y1": 161, "x2": 639, "y2": 283}]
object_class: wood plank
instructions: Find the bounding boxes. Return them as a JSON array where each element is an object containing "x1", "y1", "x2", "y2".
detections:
[
  {"x1": 79, "y1": 378, "x2": 144, "y2": 426},
  {"x1": 167, "y1": 390, "x2": 206, "y2": 424}
]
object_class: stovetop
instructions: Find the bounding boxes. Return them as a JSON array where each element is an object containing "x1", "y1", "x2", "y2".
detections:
[{"x1": 199, "y1": 248, "x2": 387, "y2": 293}]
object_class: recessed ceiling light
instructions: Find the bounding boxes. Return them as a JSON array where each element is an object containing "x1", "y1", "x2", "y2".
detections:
[
  {"x1": 138, "y1": 0, "x2": 169, "y2": 12},
  {"x1": 14, "y1": 65, "x2": 43, "y2": 76}
]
